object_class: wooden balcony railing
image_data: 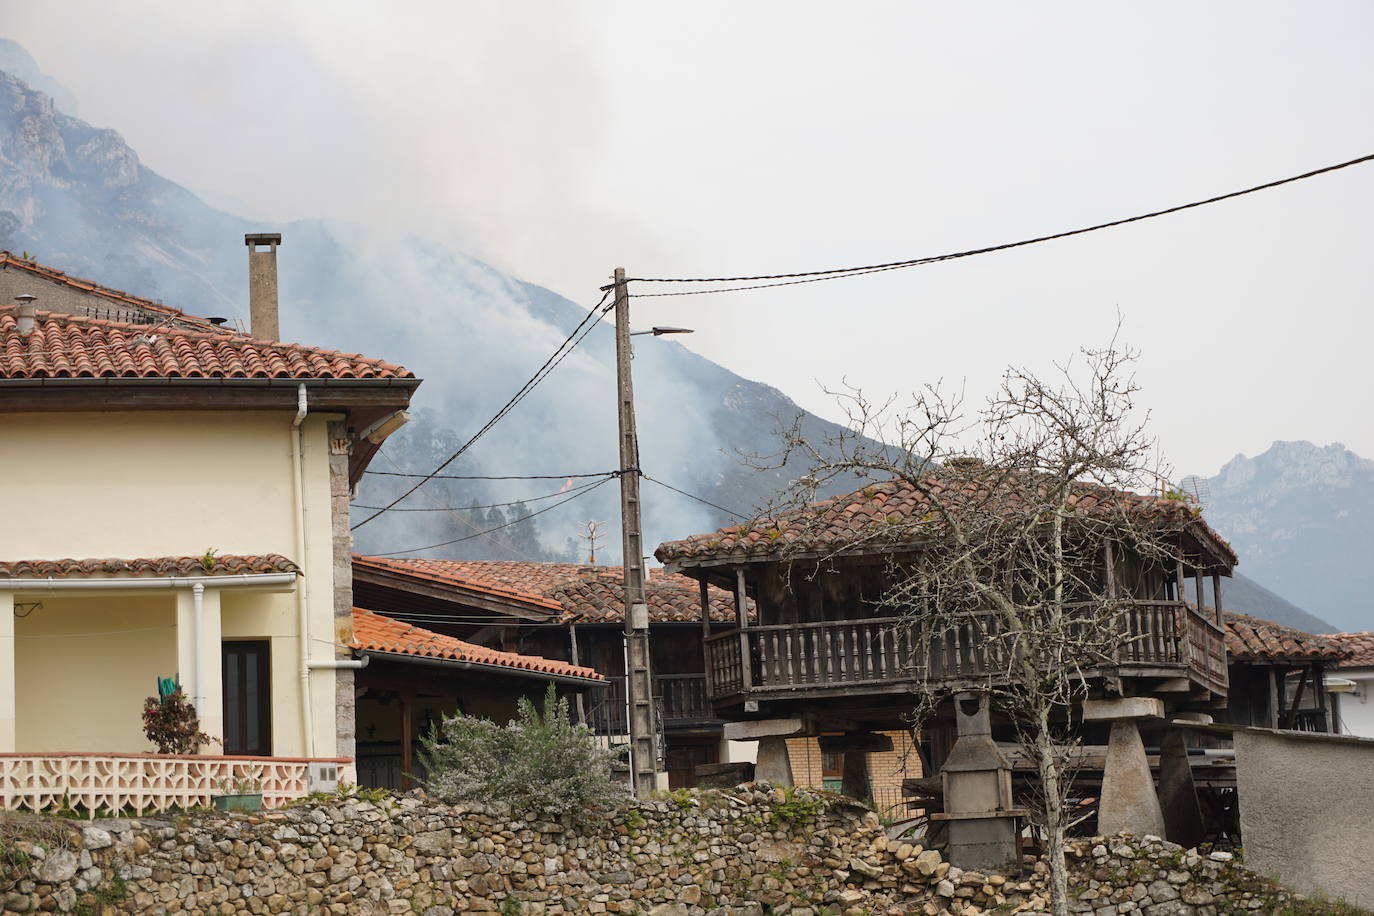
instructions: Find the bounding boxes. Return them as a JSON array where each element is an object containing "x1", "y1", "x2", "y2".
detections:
[
  {"x1": 703, "y1": 600, "x2": 1228, "y2": 702},
  {"x1": 585, "y1": 674, "x2": 715, "y2": 736}
]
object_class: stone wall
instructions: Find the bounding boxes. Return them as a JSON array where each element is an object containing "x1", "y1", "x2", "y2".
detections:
[{"x1": 0, "y1": 785, "x2": 1320, "y2": 916}]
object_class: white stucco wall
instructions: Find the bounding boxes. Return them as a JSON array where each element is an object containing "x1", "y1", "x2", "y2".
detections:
[
  {"x1": 0, "y1": 410, "x2": 341, "y2": 758},
  {"x1": 1333, "y1": 669, "x2": 1374, "y2": 738}
]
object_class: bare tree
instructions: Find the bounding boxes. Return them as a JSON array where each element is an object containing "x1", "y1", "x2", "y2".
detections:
[{"x1": 759, "y1": 339, "x2": 1187, "y2": 916}]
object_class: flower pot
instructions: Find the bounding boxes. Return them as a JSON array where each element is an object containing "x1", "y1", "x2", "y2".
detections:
[{"x1": 213, "y1": 793, "x2": 263, "y2": 813}]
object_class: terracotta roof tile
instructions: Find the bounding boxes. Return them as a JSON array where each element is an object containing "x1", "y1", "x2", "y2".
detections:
[
  {"x1": 1222, "y1": 612, "x2": 1350, "y2": 663},
  {"x1": 0, "y1": 307, "x2": 413, "y2": 380},
  {"x1": 350, "y1": 608, "x2": 603, "y2": 681},
  {"x1": 1328, "y1": 632, "x2": 1374, "y2": 668},
  {"x1": 352, "y1": 557, "x2": 746, "y2": 623},
  {"x1": 351, "y1": 555, "x2": 563, "y2": 612},
  {"x1": 0, "y1": 554, "x2": 300, "y2": 578},
  {"x1": 655, "y1": 474, "x2": 1237, "y2": 568}
]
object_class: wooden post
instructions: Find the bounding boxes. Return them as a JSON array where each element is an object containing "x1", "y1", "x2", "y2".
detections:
[
  {"x1": 1284, "y1": 667, "x2": 1309, "y2": 730},
  {"x1": 1313, "y1": 662, "x2": 1329, "y2": 731},
  {"x1": 1212, "y1": 572, "x2": 1224, "y2": 627},
  {"x1": 1267, "y1": 666, "x2": 1280, "y2": 729},
  {"x1": 398, "y1": 692, "x2": 414, "y2": 791},
  {"x1": 699, "y1": 577, "x2": 712, "y2": 641},
  {"x1": 1194, "y1": 568, "x2": 1205, "y2": 614},
  {"x1": 1103, "y1": 540, "x2": 1117, "y2": 599},
  {"x1": 1174, "y1": 557, "x2": 1186, "y2": 604},
  {"x1": 735, "y1": 567, "x2": 753, "y2": 693},
  {"x1": 569, "y1": 622, "x2": 586, "y2": 725}
]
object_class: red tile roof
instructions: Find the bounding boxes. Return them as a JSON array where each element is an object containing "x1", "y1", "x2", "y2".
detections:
[
  {"x1": 350, "y1": 608, "x2": 603, "y2": 681},
  {"x1": 0, "y1": 307, "x2": 413, "y2": 380},
  {"x1": 1328, "y1": 632, "x2": 1374, "y2": 668},
  {"x1": 356, "y1": 557, "x2": 745, "y2": 623},
  {"x1": 351, "y1": 555, "x2": 563, "y2": 613},
  {"x1": 1222, "y1": 612, "x2": 1350, "y2": 663},
  {"x1": 0, "y1": 251, "x2": 223, "y2": 331},
  {"x1": 0, "y1": 554, "x2": 300, "y2": 578},
  {"x1": 655, "y1": 473, "x2": 1237, "y2": 568}
]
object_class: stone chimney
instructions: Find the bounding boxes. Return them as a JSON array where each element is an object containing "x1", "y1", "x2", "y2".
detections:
[
  {"x1": 244, "y1": 233, "x2": 282, "y2": 341},
  {"x1": 14, "y1": 294, "x2": 36, "y2": 337}
]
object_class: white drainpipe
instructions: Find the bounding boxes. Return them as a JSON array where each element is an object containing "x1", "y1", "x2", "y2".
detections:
[
  {"x1": 291, "y1": 384, "x2": 315, "y2": 757},
  {"x1": 192, "y1": 582, "x2": 205, "y2": 715},
  {"x1": 308, "y1": 657, "x2": 370, "y2": 670}
]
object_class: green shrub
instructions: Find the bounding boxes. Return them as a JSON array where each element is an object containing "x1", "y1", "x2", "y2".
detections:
[{"x1": 418, "y1": 685, "x2": 627, "y2": 825}]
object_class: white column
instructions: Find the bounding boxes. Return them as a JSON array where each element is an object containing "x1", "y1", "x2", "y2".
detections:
[
  {"x1": 174, "y1": 588, "x2": 224, "y2": 753},
  {"x1": 175, "y1": 590, "x2": 196, "y2": 702},
  {"x1": 0, "y1": 593, "x2": 14, "y2": 751},
  {"x1": 198, "y1": 589, "x2": 223, "y2": 749}
]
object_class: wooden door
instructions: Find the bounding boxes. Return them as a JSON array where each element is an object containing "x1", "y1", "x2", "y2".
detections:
[
  {"x1": 666, "y1": 739, "x2": 719, "y2": 789},
  {"x1": 222, "y1": 641, "x2": 272, "y2": 756}
]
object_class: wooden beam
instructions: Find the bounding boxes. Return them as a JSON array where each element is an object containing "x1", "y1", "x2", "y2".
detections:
[
  {"x1": 569, "y1": 622, "x2": 586, "y2": 724},
  {"x1": 1267, "y1": 666, "x2": 1279, "y2": 729},
  {"x1": 1283, "y1": 667, "x2": 1309, "y2": 730},
  {"x1": 1103, "y1": 540, "x2": 1117, "y2": 600},
  {"x1": 735, "y1": 567, "x2": 753, "y2": 694},
  {"x1": 398, "y1": 692, "x2": 414, "y2": 791},
  {"x1": 1211, "y1": 572, "x2": 1224, "y2": 627}
]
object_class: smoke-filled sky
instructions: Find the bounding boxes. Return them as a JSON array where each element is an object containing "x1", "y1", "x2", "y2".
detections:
[{"x1": 4, "y1": 1, "x2": 1373, "y2": 478}]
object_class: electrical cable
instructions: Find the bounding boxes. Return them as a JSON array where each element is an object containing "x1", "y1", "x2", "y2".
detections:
[
  {"x1": 641, "y1": 474, "x2": 749, "y2": 520},
  {"x1": 622, "y1": 152, "x2": 1374, "y2": 296},
  {"x1": 367, "y1": 475, "x2": 615, "y2": 557},
  {"x1": 352, "y1": 476, "x2": 608, "y2": 512},
  {"x1": 362, "y1": 470, "x2": 614, "y2": 481},
  {"x1": 351, "y1": 290, "x2": 614, "y2": 530}
]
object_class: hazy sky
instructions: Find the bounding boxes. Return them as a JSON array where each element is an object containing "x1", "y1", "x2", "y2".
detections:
[{"x1": 5, "y1": 2, "x2": 1372, "y2": 478}]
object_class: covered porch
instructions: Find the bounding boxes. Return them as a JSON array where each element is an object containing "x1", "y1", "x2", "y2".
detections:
[{"x1": 0, "y1": 555, "x2": 350, "y2": 813}]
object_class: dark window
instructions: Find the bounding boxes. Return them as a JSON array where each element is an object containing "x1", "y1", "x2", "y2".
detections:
[{"x1": 222, "y1": 641, "x2": 272, "y2": 756}]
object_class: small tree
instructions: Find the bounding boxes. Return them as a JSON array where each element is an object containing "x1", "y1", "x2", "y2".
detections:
[
  {"x1": 419, "y1": 685, "x2": 628, "y2": 824},
  {"x1": 761, "y1": 338, "x2": 1192, "y2": 916},
  {"x1": 142, "y1": 687, "x2": 214, "y2": 755}
]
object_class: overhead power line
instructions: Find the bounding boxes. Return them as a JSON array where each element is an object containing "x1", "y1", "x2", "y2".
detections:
[
  {"x1": 352, "y1": 290, "x2": 615, "y2": 530},
  {"x1": 642, "y1": 474, "x2": 749, "y2": 520},
  {"x1": 622, "y1": 151, "x2": 1374, "y2": 296},
  {"x1": 352, "y1": 476, "x2": 611, "y2": 513},
  {"x1": 363, "y1": 470, "x2": 614, "y2": 482},
  {"x1": 367, "y1": 475, "x2": 614, "y2": 557}
]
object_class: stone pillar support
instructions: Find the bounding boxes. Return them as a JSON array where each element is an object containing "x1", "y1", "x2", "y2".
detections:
[
  {"x1": 1157, "y1": 728, "x2": 1204, "y2": 848},
  {"x1": 1087, "y1": 697, "x2": 1167, "y2": 837},
  {"x1": 724, "y1": 718, "x2": 817, "y2": 787},
  {"x1": 819, "y1": 733, "x2": 893, "y2": 801}
]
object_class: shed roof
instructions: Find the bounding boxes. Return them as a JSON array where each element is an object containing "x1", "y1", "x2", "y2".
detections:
[{"x1": 655, "y1": 473, "x2": 1237, "y2": 569}]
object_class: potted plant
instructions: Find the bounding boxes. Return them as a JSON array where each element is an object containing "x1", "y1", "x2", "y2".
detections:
[
  {"x1": 142, "y1": 684, "x2": 214, "y2": 755},
  {"x1": 213, "y1": 776, "x2": 264, "y2": 813}
]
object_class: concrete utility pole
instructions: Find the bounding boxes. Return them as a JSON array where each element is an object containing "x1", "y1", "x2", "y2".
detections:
[{"x1": 612, "y1": 267, "x2": 661, "y2": 797}]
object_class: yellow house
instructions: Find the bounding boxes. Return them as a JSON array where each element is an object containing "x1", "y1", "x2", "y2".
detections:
[{"x1": 0, "y1": 241, "x2": 418, "y2": 811}]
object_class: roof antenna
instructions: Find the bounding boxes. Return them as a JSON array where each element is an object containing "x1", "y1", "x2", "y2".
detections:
[{"x1": 579, "y1": 520, "x2": 605, "y2": 565}]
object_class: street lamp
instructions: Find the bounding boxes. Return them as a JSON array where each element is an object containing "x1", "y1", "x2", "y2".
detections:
[{"x1": 630, "y1": 327, "x2": 695, "y2": 337}]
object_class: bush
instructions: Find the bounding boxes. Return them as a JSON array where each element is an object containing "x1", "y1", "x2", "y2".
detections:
[
  {"x1": 142, "y1": 688, "x2": 214, "y2": 755},
  {"x1": 418, "y1": 685, "x2": 627, "y2": 824}
]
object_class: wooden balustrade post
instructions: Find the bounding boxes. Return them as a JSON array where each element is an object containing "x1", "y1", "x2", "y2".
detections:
[{"x1": 1211, "y1": 572, "x2": 1224, "y2": 627}]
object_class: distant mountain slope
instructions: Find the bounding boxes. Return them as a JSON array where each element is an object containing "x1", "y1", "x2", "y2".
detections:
[
  {"x1": 1190, "y1": 441, "x2": 1373, "y2": 633},
  {"x1": 0, "y1": 63, "x2": 855, "y2": 562}
]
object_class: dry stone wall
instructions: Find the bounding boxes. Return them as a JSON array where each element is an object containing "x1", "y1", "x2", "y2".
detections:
[{"x1": 0, "y1": 784, "x2": 1317, "y2": 916}]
